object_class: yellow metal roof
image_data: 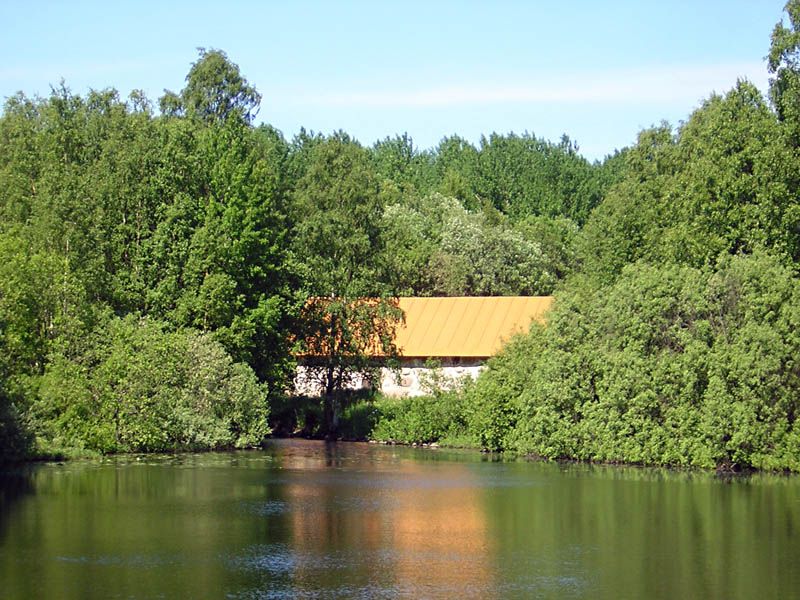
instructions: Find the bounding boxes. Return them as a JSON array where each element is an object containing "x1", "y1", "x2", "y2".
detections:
[{"x1": 394, "y1": 296, "x2": 553, "y2": 358}]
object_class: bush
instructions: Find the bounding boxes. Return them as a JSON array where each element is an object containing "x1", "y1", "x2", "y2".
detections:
[
  {"x1": 370, "y1": 389, "x2": 470, "y2": 445},
  {"x1": 464, "y1": 251, "x2": 800, "y2": 471},
  {"x1": 29, "y1": 315, "x2": 269, "y2": 454},
  {"x1": 338, "y1": 399, "x2": 383, "y2": 440}
]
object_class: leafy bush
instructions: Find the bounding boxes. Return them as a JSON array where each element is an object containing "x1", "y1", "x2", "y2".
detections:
[
  {"x1": 461, "y1": 331, "x2": 547, "y2": 451},
  {"x1": 370, "y1": 389, "x2": 471, "y2": 445},
  {"x1": 338, "y1": 399, "x2": 384, "y2": 441},
  {"x1": 270, "y1": 389, "x2": 380, "y2": 440},
  {"x1": 29, "y1": 315, "x2": 269, "y2": 454},
  {"x1": 465, "y1": 251, "x2": 800, "y2": 471}
]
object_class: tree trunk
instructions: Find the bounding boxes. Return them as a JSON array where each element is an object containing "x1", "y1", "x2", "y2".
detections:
[{"x1": 323, "y1": 365, "x2": 338, "y2": 439}]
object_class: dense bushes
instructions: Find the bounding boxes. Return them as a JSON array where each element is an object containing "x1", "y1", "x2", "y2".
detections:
[
  {"x1": 381, "y1": 193, "x2": 561, "y2": 296},
  {"x1": 371, "y1": 389, "x2": 469, "y2": 445},
  {"x1": 462, "y1": 252, "x2": 800, "y2": 471},
  {"x1": 28, "y1": 316, "x2": 269, "y2": 455},
  {"x1": 373, "y1": 252, "x2": 800, "y2": 471}
]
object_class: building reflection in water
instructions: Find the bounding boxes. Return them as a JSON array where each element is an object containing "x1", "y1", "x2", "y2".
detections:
[{"x1": 278, "y1": 444, "x2": 495, "y2": 596}]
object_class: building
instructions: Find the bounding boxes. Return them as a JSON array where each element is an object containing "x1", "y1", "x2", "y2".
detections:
[{"x1": 295, "y1": 296, "x2": 553, "y2": 397}]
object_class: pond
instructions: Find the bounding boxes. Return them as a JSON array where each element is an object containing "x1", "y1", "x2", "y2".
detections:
[{"x1": 1, "y1": 439, "x2": 798, "y2": 599}]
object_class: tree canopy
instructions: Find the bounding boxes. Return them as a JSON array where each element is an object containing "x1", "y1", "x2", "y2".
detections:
[
  {"x1": 5, "y1": 4, "x2": 800, "y2": 469},
  {"x1": 370, "y1": 2, "x2": 800, "y2": 471},
  {"x1": 161, "y1": 48, "x2": 261, "y2": 125}
]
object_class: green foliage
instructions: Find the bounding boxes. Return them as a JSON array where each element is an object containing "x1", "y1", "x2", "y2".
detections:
[
  {"x1": 269, "y1": 389, "x2": 382, "y2": 440},
  {"x1": 161, "y1": 48, "x2": 262, "y2": 125},
  {"x1": 381, "y1": 193, "x2": 566, "y2": 296},
  {"x1": 516, "y1": 215, "x2": 579, "y2": 282},
  {"x1": 368, "y1": 363, "x2": 475, "y2": 446},
  {"x1": 369, "y1": 131, "x2": 613, "y2": 224},
  {"x1": 290, "y1": 135, "x2": 403, "y2": 432},
  {"x1": 461, "y1": 331, "x2": 548, "y2": 451},
  {"x1": 475, "y1": 133, "x2": 604, "y2": 223},
  {"x1": 576, "y1": 124, "x2": 677, "y2": 284},
  {"x1": 461, "y1": 252, "x2": 800, "y2": 471},
  {"x1": 0, "y1": 232, "x2": 89, "y2": 459},
  {"x1": 371, "y1": 133, "x2": 435, "y2": 196},
  {"x1": 380, "y1": 202, "x2": 439, "y2": 295},
  {"x1": 160, "y1": 120, "x2": 295, "y2": 385},
  {"x1": 769, "y1": 0, "x2": 800, "y2": 133},
  {"x1": 292, "y1": 134, "x2": 387, "y2": 297},
  {"x1": 579, "y1": 82, "x2": 800, "y2": 283},
  {"x1": 430, "y1": 135, "x2": 481, "y2": 207},
  {"x1": 370, "y1": 390, "x2": 470, "y2": 446},
  {"x1": 338, "y1": 397, "x2": 384, "y2": 441},
  {"x1": 435, "y1": 204, "x2": 551, "y2": 295},
  {"x1": 30, "y1": 316, "x2": 269, "y2": 454}
]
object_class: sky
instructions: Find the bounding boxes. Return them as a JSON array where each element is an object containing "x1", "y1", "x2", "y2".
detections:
[{"x1": 0, "y1": 0, "x2": 790, "y2": 160}]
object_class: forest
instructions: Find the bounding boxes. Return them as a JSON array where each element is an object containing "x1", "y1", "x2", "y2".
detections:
[{"x1": 2, "y1": 5, "x2": 800, "y2": 471}]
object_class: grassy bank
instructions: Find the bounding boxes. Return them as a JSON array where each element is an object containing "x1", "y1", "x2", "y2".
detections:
[{"x1": 269, "y1": 389, "x2": 479, "y2": 449}]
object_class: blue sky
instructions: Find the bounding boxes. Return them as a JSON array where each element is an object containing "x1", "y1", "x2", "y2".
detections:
[{"x1": 0, "y1": 0, "x2": 789, "y2": 160}]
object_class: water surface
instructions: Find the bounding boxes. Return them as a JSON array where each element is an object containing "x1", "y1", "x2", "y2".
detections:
[{"x1": 1, "y1": 440, "x2": 798, "y2": 598}]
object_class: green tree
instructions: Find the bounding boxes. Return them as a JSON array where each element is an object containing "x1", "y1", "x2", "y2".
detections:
[
  {"x1": 579, "y1": 82, "x2": 800, "y2": 283},
  {"x1": 433, "y1": 206, "x2": 553, "y2": 295},
  {"x1": 577, "y1": 124, "x2": 677, "y2": 284},
  {"x1": 516, "y1": 215, "x2": 579, "y2": 282},
  {"x1": 381, "y1": 193, "x2": 558, "y2": 296},
  {"x1": 160, "y1": 48, "x2": 261, "y2": 125},
  {"x1": 474, "y1": 132, "x2": 604, "y2": 223},
  {"x1": 432, "y1": 135, "x2": 481, "y2": 207},
  {"x1": 167, "y1": 121, "x2": 295, "y2": 386},
  {"x1": 0, "y1": 232, "x2": 88, "y2": 459},
  {"x1": 769, "y1": 0, "x2": 800, "y2": 132},
  {"x1": 291, "y1": 134, "x2": 402, "y2": 434},
  {"x1": 380, "y1": 202, "x2": 438, "y2": 295},
  {"x1": 371, "y1": 133, "x2": 437, "y2": 199}
]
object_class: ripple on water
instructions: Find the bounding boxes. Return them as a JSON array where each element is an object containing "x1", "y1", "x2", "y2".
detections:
[
  {"x1": 241, "y1": 493, "x2": 397, "y2": 517},
  {"x1": 241, "y1": 499, "x2": 291, "y2": 516},
  {"x1": 226, "y1": 544, "x2": 590, "y2": 600},
  {"x1": 55, "y1": 553, "x2": 180, "y2": 568}
]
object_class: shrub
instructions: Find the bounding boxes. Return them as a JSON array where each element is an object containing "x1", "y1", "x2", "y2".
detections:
[
  {"x1": 29, "y1": 315, "x2": 269, "y2": 454},
  {"x1": 370, "y1": 389, "x2": 470, "y2": 445},
  {"x1": 464, "y1": 251, "x2": 800, "y2": 471}
]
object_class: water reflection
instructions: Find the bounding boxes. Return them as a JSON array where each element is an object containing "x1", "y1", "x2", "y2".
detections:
[
  {"x1": 0, "y1": 466, "x2": 34, "y2": 541},
  {"x1": 483, "y1": 462, "x2": 800, "y2": 599},
  {"x1": 271, "y1": 448, "x2": 494, "y2": 597},
  {"x1": 0, "y1": 442, "x2": 798, "y2": 599}
]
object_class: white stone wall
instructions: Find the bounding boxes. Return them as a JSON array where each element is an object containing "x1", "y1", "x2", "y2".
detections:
[
  {"x1": 379, "y1": 363, "x2": 484, "y2": 397},
  {"x1": 293, "y1": 365, "x2": 321, "y2": 397},
  {"x1": 293, "y1": 366, "x2": 373, "y2": 397},
  {"x1": 294, "y1": 359, "x2": 485, "y2": 398}
]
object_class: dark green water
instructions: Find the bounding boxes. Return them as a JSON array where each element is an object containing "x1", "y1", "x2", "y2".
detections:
[{"x1": 1, "y1": 440, "x2": 798, "y2": 599}]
